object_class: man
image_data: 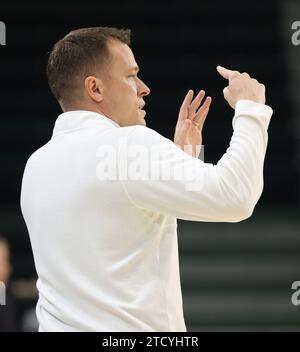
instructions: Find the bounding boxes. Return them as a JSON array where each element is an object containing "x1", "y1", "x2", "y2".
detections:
[
  {"x1": 20, "y1": 27, "x2": 273, "y2": 332},
  {"x1": 0, "y1": 236, "x2": 19, "y2": 331}
]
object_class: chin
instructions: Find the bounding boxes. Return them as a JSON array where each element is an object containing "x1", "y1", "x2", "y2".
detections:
[
  {"x1": 138, "y1": 110, "x2": 146, "y2": 125},
  {"x1": 124, "y1": 111, "x2": 146, "y2": 126}
]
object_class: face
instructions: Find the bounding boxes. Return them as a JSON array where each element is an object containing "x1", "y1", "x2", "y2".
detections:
[
  {"x1": 0, "y1": 242, "x2": 12, "y2": 284},
  {"x1": 98, "y1": 39, "x2": 150, "y2": 127}
]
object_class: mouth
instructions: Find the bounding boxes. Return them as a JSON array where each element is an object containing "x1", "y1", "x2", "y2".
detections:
[{"x1": 138, "y1": 102, "x2": 146, "y2": 110}]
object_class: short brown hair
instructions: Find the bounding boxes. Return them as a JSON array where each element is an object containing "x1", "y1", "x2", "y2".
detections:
[{"x1": 46, "y1": 26, "x2": 131, "y2": 105}]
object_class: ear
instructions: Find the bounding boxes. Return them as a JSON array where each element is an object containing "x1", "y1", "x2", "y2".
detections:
[{"x1": 84, "y1": 76, "x2": 103, "y2": 103}]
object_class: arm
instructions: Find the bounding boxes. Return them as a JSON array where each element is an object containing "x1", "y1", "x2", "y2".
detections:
[{"x1": 118, "y1": 68, "x2": 273, "y2": 222}]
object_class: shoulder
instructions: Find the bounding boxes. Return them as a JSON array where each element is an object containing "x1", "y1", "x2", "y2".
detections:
[{"x1": 118, "y1": 125, "x2": 173, "y2": 147}]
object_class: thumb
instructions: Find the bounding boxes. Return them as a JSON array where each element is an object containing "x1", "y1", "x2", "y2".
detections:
[{"x1": 216, "y1": 65, "x2": 236, "y2": 80}]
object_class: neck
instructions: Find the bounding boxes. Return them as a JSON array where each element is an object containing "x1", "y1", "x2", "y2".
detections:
[{"x1": 60, "y1": 102, "x2": 119, "y2": 126}]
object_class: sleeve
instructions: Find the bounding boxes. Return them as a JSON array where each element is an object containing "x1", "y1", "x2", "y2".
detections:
[{"x1": 117, "y1": 99, "x2": 273, "y2": 222}]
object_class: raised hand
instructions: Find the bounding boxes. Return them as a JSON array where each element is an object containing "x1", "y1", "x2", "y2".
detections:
[
  {"x1": 174, "y1": 90, "x2": 212, "y2": 158},
  {"x1": 216, "y1": 66, "x2": 266, "y2": 108}
]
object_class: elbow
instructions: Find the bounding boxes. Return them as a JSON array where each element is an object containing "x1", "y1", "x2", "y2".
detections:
[
  {"x1": 217, "y1": 168, "x2": 264, "y2": 222},
  {"x1": 226, "y1": 181, "x2": 264, "y2": 223},
  {"x1": 230, "y1": 201, "x2": 255, "y2": 222},
  {"x1": 229, "y1": 187, "x2": 263, "y2": 222},
  {"x1": 217, "y1": 197, "x2": 256, "y2": 223}
]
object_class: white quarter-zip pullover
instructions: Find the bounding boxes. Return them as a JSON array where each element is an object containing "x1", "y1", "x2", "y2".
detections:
[{"x1": 20, "y1": 100, "x2": 273, "y2": 331}]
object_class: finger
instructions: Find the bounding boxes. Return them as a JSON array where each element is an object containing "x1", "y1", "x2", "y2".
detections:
[
  {"x1": 223, "y1": 87, "x2": 235, "y2": 108},
  {"x1": 223, "y1": 86, "x2": 230, "y2": 100},
  {"x1": 178, "y1": 90, "x2": 194, "y2": 121},
  {"x1": 188, "y1": 90, "x2": 205, "y2": 119},
  {"x1": 242, "y1": 72, "x2": 250, "y2": 78},
  {"x1": 194, "y1": 97, "x2": 212, "y2": 128},
  {"x1": 217, "y1": 65, "x2": 239, "y2": 80}
]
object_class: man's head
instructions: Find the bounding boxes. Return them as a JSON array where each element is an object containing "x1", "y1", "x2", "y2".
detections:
[
  {"x1": 47, "y1": 27, "x2": 150, "y2": 127},
  {"x1": 0, "y1": 236, "x2": 12, "y2": 284}
]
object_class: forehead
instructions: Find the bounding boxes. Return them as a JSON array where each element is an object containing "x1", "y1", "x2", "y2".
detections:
[{"x1": 107, "y1": 39, "x2": 138, "y2": 71}]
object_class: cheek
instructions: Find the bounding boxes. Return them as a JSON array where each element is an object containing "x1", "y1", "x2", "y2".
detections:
[
  {"x1": 126, "y1": 83, "x2": 138, "y2": 107},
  {"x1": 111, "y1": 79, "x2": 138, "y2": 111},
  {"x1": 124, "y1": 77, "x2": 138, "y2": 92}
]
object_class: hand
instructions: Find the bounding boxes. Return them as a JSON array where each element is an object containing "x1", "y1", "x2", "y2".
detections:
[
  {"x1": 216, "y1": 66, "x2": 266, "y2": 109},
  {"x1": 174, "y1": 90, "x2": 212, "y2": 158}
]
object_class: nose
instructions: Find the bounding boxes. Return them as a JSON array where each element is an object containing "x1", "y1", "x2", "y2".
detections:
[{"x1": 138, "y1": 78, "x2": 150, "y2": 97}]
